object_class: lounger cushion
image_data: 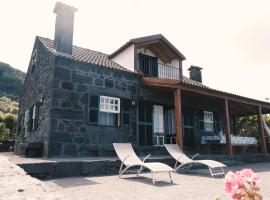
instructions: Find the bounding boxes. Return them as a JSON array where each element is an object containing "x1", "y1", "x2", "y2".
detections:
[
  {"x1": 192, "y1": 160, "x2": 226, "y2": 168},
  {"x1": 143, "y1": 162, "x2": 174, "y2": 173}
]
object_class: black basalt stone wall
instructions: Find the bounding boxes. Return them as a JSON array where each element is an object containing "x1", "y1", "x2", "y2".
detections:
[
  {"x1": 16, "y1": 38, "x2": 55, "y2": 156},
  {"x1": 48, "y1": 57, "x2": 140, "y2": 157}
]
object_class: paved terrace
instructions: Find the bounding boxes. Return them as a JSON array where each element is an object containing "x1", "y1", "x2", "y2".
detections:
[{"x1": 1, "y1": 153, "x2": 270, "y2": 200}]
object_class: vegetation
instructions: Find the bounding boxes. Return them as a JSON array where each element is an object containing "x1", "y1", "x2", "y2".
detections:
[
  {"x1": 0, "y1": 62, "x2": 25, "y2": 101},
  {"x1": 0, "y1": 113, "x2": 16, "y2": 140},
  {"x1": 0, "y1": 122, "x2": 10, "y2": 140},
  {"x1": 0, "y1": 62, "x2": 24, "y2": 140},
  {"x1": 236, "y1": 115, "x2": 270, "y2": 139},
  {"x1": 0, "y1": 96, "x2": 19, "y2": 114}
]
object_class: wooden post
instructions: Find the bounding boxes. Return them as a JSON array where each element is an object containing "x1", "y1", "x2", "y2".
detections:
[
  {"x1": 224, "y1": 98, "x2": 233, "y2": 156},
  {"x1": 257, "y1": 106, "x2": 267, "y2": 155},
  {"x1": 174, "y1": 87, "x2": 183, "y2": 150}
]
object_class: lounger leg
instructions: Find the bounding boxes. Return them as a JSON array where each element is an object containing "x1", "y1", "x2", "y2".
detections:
[
  {"x1": 151, "y1": 172, "x2": 155, "y2": 185},
  {"x1": 208, "y1": 167, "x2": 214, "y2": 177},
  {"x1": 169, "y1": 172, "x2": 173, "y2": 183},
  {"x1": 137, "y1": 166, "x2": 144, "y2": 176},
  {"x1": 119, "y1": 161, "x2": 124, "y2": 178},
  {"x1": 174, "y1": 161, "x2": 178, "y2": 170},
  {"x1": 209, "y1": 167, "x2": 225, "y2": 177},
  {"x1": 221, "y1": 167, "x2": 225, "y2": 175}
]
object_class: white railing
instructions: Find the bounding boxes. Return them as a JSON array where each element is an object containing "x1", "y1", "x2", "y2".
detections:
[{"x1": 158, "y1": 63, "x2": 179, "y2": 80}]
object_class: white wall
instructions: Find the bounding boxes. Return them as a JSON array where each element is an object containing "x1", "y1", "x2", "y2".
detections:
[{"x1": 112, "y1": 44, "x2": 135, "y2": 71}]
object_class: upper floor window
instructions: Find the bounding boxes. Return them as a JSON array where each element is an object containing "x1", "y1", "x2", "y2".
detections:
[{"x1": 203, "y1": 111, "x2": 214, "y2": 132}]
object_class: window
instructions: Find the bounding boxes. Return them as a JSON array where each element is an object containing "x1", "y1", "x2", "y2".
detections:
[
  {"x1": 203, "y1": 111, "x2": 214, "y2": 132},
  {"x1": 88, "y1": 94, "x2": 123, "y2": 126},
  {"x1": 99, "y1": 112, "x2": 118, "y2": 126},
  {"x1": 31, "y1": 49, "x2": 37, "y2": 73},
  {"x1": 100, "y1": 96, "x2": 120, "y2": 113},
  {"x1": 154, "y1": 135, "x2": 165, "y2": 146},
  {"x1": 29, "y1": 103, "x2": 40, "y2": 131}
]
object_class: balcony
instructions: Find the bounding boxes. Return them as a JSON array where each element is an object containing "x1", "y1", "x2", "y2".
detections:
[{"x1": 138, "y1": 62, "x2": 180, "y2": 80}]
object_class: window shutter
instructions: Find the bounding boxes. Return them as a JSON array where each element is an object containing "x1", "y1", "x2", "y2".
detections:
[
  {"x1": 88, "y1": 95, "x2": 99, "y2": 124},
  {"x1": 24, "y1": 110, "x2": 29, "y2": 136},
  {"x1": 34, "y1": 103, "x2": 40, "y2": 131},
  {"x1": 121, "y1": 99, "x2": 131, "y2": 126}
]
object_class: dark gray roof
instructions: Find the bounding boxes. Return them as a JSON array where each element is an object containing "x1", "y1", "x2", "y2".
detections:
[{"x1": 37, "y1": 36, "x2": 134, "y2": 73}]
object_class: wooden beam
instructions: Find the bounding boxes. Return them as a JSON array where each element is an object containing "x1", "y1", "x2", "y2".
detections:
[
  {"x1": 174, "y1": 87, "x2": 183, "y2": 150},
  {"x1": 142, "y1": 77, "x2": 179, "y2": 89},
  {"x1": 180, "y1": 83, "x2": 270, "y2": 110},
  {"x1": 257, "y1": 106, "x2": 267, "y2": 155},
  {"x1": 149, "y1": 45, "x2": 171, "y2": 63},
  {"x1": 179, "y1": 61, "x2": 183, "y2": 80},
  {"x1": 224, "y1": 98, "x2": 233, "y2": 156}
]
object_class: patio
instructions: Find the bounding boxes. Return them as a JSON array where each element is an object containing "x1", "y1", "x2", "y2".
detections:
[{"x1": 1, "y1": 153, "x2": 270, "y2": 200}]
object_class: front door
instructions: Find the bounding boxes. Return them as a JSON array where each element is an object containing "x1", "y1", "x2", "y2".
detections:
[{"x1": 138, "y1": 101, "x2": 153, "y2": 146}]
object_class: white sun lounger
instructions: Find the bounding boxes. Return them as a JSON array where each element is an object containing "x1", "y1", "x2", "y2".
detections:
[
  {"x1": 164, "y1": 144, "x2": 226, "y2": 177},
  {"x1": 113, "y1": 143, "x2": 174, "y2": 184}
]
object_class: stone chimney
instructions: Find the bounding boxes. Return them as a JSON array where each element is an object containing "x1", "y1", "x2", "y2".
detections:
[
  {"x1": 188, "y1": 65, "x2": 203, "y2": 83},
  {"x1": 53, "y1": 2, "x2": 77, "y2": 54}
]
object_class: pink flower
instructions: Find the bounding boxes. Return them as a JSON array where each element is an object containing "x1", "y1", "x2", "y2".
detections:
[
  {"x1": 224, "y1": 168, "x2": 262, "y2": 200},
  {"x1": 225, "y1": 171, "x2": 238, "y2": 193}
]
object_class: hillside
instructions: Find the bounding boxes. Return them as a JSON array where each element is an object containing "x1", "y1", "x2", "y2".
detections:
[{"x1": 0, "y1": 62, "x2": 25, "y2": 100}]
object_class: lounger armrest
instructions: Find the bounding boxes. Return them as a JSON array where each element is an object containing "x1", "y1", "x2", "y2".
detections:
[
  {"x1": 191, "y1": 153, "x2": 200, "y2": 160},
  {"x1": 142, "y1": 154, "x2": 151, "y2": 163}
]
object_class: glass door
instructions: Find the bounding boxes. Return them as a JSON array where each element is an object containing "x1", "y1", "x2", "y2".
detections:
[
  {"x1": 138, "y1": 101, "x2": 153, "y2": 146},
  {"x1": 183, "y1": 111, "x2": 195, "y2": 151}
]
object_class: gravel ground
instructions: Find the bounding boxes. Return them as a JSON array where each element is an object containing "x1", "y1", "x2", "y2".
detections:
[{"x1": 1, "y1": 154, "x2": 270, "y2": 200}]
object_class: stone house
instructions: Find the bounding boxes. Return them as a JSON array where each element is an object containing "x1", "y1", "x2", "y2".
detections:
[{"x1": 16, "y1": 2, "x2": 270, "y2": 157}]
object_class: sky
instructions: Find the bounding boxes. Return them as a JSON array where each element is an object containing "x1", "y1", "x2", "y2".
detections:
[{"x1": 0, "y1": 0, "x2": 270, "y2": 101}]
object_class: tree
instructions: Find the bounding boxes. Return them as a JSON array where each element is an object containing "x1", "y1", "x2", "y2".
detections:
[
  {"x1": 0, "y1": 113, "x2": 16, "y2": 140},
  {"x1": 0, "y1": 122, "x2": 10, "y2": 140},
  {"x1": 0, "y1": 113, "x2": 16, "y2": 130},
  {"x1": 236, "y1": 115, "x2": 259, "y2": 138}
]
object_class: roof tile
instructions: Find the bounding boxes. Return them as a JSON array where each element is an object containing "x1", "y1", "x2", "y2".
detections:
[{"x1": 37, "y1": 36, "x2": 134, "y2": 74}]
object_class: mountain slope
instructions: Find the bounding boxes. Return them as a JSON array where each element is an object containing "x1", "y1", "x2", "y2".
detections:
[{"x1": 0, "y1": 62, "x2": 25, "y2": 100}]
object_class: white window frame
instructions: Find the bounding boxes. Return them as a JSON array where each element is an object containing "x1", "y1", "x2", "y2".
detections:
[
  {"x1": 203, "y1": 111, "x2": 214, "y2": 132},
  {"x1": 100, "y1": 96, "x2": 120, "y2": 114}
]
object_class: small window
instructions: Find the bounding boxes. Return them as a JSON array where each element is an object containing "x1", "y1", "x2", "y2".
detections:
[
  {"x1": 31, "y1": 49, "x2": 37, "y2": 73},
  {"x1": 100, "y1": 96, "x2": 120, "y2": 113},
  {"x1": 28, "y1": 103, "x2": 39, "y2": 131},
  {"x1": 203, "y1": 111, "x2": 214, "y2": 132},
  {"x1": 154, "y1": 135, "x2": 164, "y2": 146}
]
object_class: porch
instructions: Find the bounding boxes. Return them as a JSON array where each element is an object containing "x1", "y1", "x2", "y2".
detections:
[{"x1": 140, "y1": 77, "x2": 270, "y2": 156}]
